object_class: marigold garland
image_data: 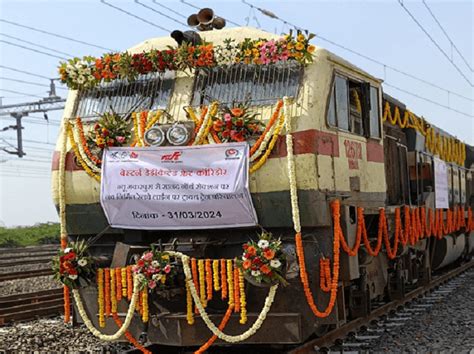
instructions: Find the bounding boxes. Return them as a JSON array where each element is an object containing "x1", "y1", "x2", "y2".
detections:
[
  {"x1": 186, "y1": 281, "x2": 194, "y2": 325},
  {"x1": 194, "y1": 305, "x2": 234, "y2": 354},
  {"x1": 127, "y1": 266, "x2": 133, "y2": 301},
  {"x1": 139, "y1": 111, "x2": 148, "y2": 146},
  {"x1": 97, "y1": 268, "x2": 105, "y2": 327},
  {"x1": 145, "y1": 110, "x2": 163, "y2": 130},
  {"x1": 112, "y1": 313, "x2": 152, "y2": 354},
  {"x1": 66, "y1": 122, "x2": 101, "y2": 182},
  {"x1": 110, "y1": 268, "x2": 117, "y2": 314},
  {"x1": 226, "y1": 260, "x2": 234, "y2": 307},
  {"x1": 75, "y1": 117, "x2": 101, "y2": 165},
  {"x1": 319, "y1": 258, "x2": 331, "y2": 293},
  {"x1": 232, "y1": 264, "x2": 240, "y2": 313},
  {"x1": 132, "y1": 112, "x2": 140, "y2": 147},
  {"x1": 250, "y1": 100, "x2": 283, "y2": 156},
  {"x1": 198, "y1": 259, "x2": 207, "y2": 307},
  {"x1": 220, "y1": 259, "x2": 227, "y2": 300},
  {"x1": 205, "y1": 259, "x2": 213, "y2": 301},
  {"x1": 249, "y1": 110, "x2": 286, "y2": 173},
  {"x1": 104, "y1": 268, "x2": 111, "y2": 317},
  {"x1": 142, "y1": 288, "x2": 149, "y2": 323},
  {"x1": 121, "y1": 267, "x2": 127, "y2": 297},
  {"x1": 116, "y1": 267, "x2": 122, "y2": 301},
  {"x1": 238, "y1": 268, "x2": 247, "y2": 324},
  {"x1": 212, "y1": 260, "x2": 220, "y2": 291}
]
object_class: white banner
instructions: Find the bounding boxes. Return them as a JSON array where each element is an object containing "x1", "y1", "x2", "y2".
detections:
[
  {"x1": 100, "y1": 143, "x2": 258, "y2": 229},
  {"x1": 434, "y1": 157, "x2": 449, "y2": 209}
]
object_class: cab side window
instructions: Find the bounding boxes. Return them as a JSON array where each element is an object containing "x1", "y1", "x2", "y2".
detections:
[{"x1": 327, "y1": 74, "x2": 381, "y2": 138}]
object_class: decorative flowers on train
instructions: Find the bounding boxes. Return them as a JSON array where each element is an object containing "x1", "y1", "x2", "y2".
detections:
[
  {"x1": 52, "y1": 240, "x2": 95, "y2": 288},
  {"x1": 238, "y1": 232, "x2": 288, "y2": 286},
  {"x1": 91, "y1": 112, "x2": 131, "y2": 149},
  {"x1": 59, "y1": 31, "x2": 315, "y2": 90},
  {"x1": 212, "y1": 101, "x2": 263, "y2": 143},
  {"x1": 132, "y1": 248, "x2": 176, "y2": 291}
]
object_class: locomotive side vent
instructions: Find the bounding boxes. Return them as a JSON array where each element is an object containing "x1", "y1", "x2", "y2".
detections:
[
  {"x1": 191, "y1": 61, "x2": 304, "y2": 107},
  {"x1": 71, "y1": 71, "x2": 175, "y2": 120}
]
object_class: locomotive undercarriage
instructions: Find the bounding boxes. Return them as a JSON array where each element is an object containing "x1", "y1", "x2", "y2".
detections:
[{"x1": 69, "y1": 219, "x2": 472, "y2": 349}]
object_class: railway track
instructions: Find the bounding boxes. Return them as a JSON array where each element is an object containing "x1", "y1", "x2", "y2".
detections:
[
  {"x1": 0, "y1": 269, "x2": 54, "y2": 282},
  {"x1": 0, "y1": 289, "x2": 63, "y2": 325},
  {"x1": 0, "y1": 258, "x2": 52, "y2": 268},
  {"x1": 289, "y1": 259, "x2": 474, "y2": 353}
]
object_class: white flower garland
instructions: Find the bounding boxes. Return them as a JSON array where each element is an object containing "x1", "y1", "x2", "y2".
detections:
[
  {"x1": 72, "y1": 274, "x2": 140, "y2": 341},
  {"x1": 250, "y1": 116, "x2": 278, "y2": 162},
  {"x1": 166, "y1": 251, "x2": 278, "y2": 343},
  {"x1": 283, "y1": 97, "x2": 301, "y2": 233},
  {"x1": 59, "y1": 121, "x2": 68, "y2": 239},
  {"x1": 71, "y1": 123, "x2": 101, "y2": 174},
  {"x1": 192, "y1": 102, "x2": 217, "y2": 146}
]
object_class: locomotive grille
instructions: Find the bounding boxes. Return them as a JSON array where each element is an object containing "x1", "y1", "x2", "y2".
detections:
[
  {"x1": 71, "y1": 71, "x2": 175, "y2": 120},
  {"x1": 191, "y1": 61, "x2": 304, "y2": 106}
]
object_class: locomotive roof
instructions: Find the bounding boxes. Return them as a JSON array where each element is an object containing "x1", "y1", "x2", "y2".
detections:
[{"x1": 127, "y1": 26, "x2": 382, "y2": 84}]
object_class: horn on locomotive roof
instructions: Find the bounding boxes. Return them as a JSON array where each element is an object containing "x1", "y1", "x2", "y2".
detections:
[
  {"x1": 186, "y1": 8, "x2": 226, "y2": 31},
  {"x1": 171, "y1": 30, "x2": 202, "y2": 46},
  {"x1": 197, "y1": 8, "x2": 214, "y2": 25}
]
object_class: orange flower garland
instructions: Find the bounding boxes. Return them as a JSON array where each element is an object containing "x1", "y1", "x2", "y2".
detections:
[
  {"x1": 116, "y1": 268, "x2": 122, "y2": 301},
  {"x1": 186, "y1": 281, "x2": 194, "y2": 325},
  {"x1": 141, "y1": 288, "x2": 149, "y2": 323},
  {"x1": 198, "y1": 259, "x2": 207, "y2": 307},
  {"x1": 139, "y1": 111, "x2": 148, "y2": 145},
  {"x1": 112, "y1": 313, "x2": 152, "y2": 354},
  {"x1": 75, "y1": 117, "x2": 101, "y2": 165},
  {"x1": 319, "y1": 258, "x2": 331, "y2": 293},
  {"x1": 249, "y1": 99, "x2": 283, "y2": 156},
  {"x1": 205, "y1": 259, "x2": 213, "y2": 301},
  {"x1": 194, "y1": 305, "x2": 234, "y2": 354},
  {"x1": 238, "y1": 268, "x2": 247, "y2": 324},
  {"x1": 220, "y1": 259, "x2": 227, "y2": 300},
  {"x1": 226, "y1": 260, "x2": 234, "y2": 307},
  {"x1": 104, "y1": 268, "x2": 111, "y2": 317},
  {"x1": 97, "y1": 268, "x2": 105, "y2": 327},
  {"x1": 127, "y1": 266, "x2": 133, "y2": 301}
]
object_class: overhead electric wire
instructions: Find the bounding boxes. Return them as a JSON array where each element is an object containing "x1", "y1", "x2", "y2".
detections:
[
  {"x1": 0, "y1": 18, "x2": 114, "y2": 51},
  {"x1": 0, "y1": 76, "x2": 67, "y2": 90},
  {"x1": 0, "y1": 33, "x2": 74, "y2": 58},
  {"x1": 152, "y1": 0, "x2": 187, "y2": 19},
  {"x1": 0, "y1": 40, "x2": 67, "y2": 60},
  {"x1": 100, "y1": 0, "x2": 171, "y2": 32},
  {"x1": 422, "y1": 0, "x2": 473, "y2": 73},
  {"x1": 0, "y1": 89, "x2": 43, "y2": 98},
  {"x1": 384, "y1": 83, "x2": 473, "y2": 118},
  {"x1": 180, "y1": 0, "x2": 243, "y2": 27},
  {"x1": 134, "y1": 0, "x2": 187, "y2": 26},
  {"x1": 0, "y1": 65, "x2": 51, "y2": 80},
  {"x1": 241, "y1": 0, "x2": 473, "y2": 103},
  {"x1": 397, "y1": 0, "x2": 472, "y2": 87}
]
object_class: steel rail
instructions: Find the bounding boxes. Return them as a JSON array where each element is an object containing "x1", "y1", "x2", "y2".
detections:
[{"x1": 288, "y1": 260, "x2": 474, "y2": 353}]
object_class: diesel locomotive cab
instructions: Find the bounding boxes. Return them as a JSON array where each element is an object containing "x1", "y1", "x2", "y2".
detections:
[{"x1": 52, "y1": 25, "x2": 473, "y2": 350}]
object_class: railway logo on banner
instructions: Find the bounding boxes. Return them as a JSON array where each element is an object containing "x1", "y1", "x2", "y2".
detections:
[{"x1": 100, "y1": 143, "x2": 258, "y2": 229}]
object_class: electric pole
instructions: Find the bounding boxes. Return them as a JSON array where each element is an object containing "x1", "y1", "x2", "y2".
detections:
[{"x1": 0, "y1": 79, "x2": 66, "y2": 158}]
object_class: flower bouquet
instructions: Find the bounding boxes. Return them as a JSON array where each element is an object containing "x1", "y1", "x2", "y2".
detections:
[
  {"x1": 132, "y1": 248, "x2": 176, "y2": 291},
  {"x1": 238, "y1": 232, "x2": 287, "y2": 287},
  {"x1": 211, "y1": 101, "x2": 263, "y2": 143},
  {"x1": 89, "y1": 111, "x2": 130, "y2": 149},
  {"x1": 52, "y1": 240, "x2": 95, "y2": 288}
]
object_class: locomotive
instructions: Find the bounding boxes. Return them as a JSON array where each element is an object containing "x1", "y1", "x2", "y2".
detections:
[{"x1": 52, "y1": 26, "x2": 474, "y2": 350}]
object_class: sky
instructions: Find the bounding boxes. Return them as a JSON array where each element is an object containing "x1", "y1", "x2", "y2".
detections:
[{"x1": 0, "y1": 0, "x2": 473, "y2": 227}]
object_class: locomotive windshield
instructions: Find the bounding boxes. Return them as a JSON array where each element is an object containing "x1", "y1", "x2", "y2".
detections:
[
  {"x1": 191, "y1": 61, "x2": 303, "y2": 106},
  {"x1": 72, "y1": 71, "x2": 175, "y2": 119}
]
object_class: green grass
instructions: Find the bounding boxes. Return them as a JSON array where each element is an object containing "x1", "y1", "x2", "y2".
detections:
[{"x1": 0, "y1": 223, "x2": 60, "y2": 248}]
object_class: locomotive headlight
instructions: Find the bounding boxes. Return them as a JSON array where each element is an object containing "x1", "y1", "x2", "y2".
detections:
[
  {"x1": 144, "y1": 126, "x2": 165, "y2": 146},
  {"x1": 166, "y1": 124, "x2": 190, "y2": 146}
]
